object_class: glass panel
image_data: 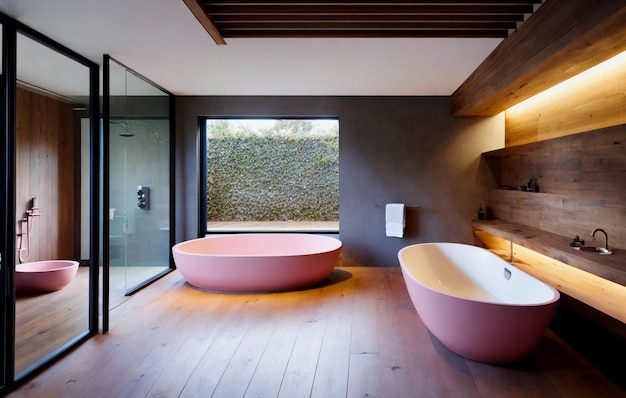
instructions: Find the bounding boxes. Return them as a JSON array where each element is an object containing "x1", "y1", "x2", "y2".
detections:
[
  {"x1": 107, "y1": 58, "x2": 170, "y2": 300},
  {"x1": 14, "y1": 32, "x2": 91, "y2": 376}
]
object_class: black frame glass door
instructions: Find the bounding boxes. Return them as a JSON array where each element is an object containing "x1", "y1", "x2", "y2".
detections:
[
  {"x1": 101, "y1": 55, "x2": 175, "y2": 331},
  {"x1": 0, "y1": 13, "x2": 99, "y2": 393}
]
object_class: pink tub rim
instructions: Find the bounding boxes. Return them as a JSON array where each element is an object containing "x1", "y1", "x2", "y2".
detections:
[
  {"x1": 15, "y1": 260, "x2": 80, "y2": 294},
  {"x1": 398, "y1": 242, "x2": 560, "y2": 306},
  {"x1": 173, "y1": 233, "x2": 342, "y2": 257},
  {"x1": 172, "y1": 233, "x2": 342, "y2": 292}
]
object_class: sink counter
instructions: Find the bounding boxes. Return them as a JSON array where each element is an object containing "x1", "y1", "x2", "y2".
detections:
[{"x1": 472, "y1": 219, "x2": 626, "y2": 287}]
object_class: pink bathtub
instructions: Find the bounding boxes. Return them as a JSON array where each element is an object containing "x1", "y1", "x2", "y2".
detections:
[
  {"x1": 15, "y1": 260, "x2": 79, "y2": 294},
  {"x1": 172, "y1": 233, "x2": 342, "y2": 292},
  {"x1": 398, "y1": 242, "x2": 559, "y2": 364}
]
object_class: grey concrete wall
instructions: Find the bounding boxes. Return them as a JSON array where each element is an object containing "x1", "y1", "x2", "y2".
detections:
[
  {"x1": 175, "y1": 96, "x2": 503, "y2": 266},
  {"x1": 110, "y1": 119, "x2": 170, "y2": 267}
]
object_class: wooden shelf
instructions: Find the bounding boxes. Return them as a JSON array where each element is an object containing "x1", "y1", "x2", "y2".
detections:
[{"x1": 472, "y1": 219, "x2": 626, "y2": 287}]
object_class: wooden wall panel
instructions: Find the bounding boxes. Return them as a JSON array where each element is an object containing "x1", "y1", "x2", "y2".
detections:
[
  {"x1": 485, "y1": 125, "x2": 626, "y2": 250},
  {"x1": 504, "y1": 54, "x2": 626, "y2": 146},
  {"x1": 15, "y1": 87, "x2": 75, "y2": 263},
  {"x1": 487, "y1": 189, "x2": 626, "y2": 250},
  {"x1": 489, "y1": 125, "x2": 626, "y2": 198},
  {"x1": 451, "y1": 0, "x2": 626, "y2": 116}
]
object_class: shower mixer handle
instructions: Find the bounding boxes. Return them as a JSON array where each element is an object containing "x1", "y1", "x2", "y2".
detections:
[
  {"x1": 137, "y1": 185, "x2": 150, "y2": 210},
  {"x1": 26, "y1": 196, "x2": 41, "y2": 217}
]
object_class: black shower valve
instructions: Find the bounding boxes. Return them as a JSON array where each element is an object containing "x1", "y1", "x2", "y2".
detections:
[{"x1": 137, "y1": 185, "x2": 150, "y2": 210}]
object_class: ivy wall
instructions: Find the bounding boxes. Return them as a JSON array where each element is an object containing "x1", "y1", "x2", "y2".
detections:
[{"x1": 207, "y1": 131, "x2": 339, "y2": 221}]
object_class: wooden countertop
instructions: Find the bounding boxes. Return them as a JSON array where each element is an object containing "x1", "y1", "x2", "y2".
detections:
[{"x1": 472, "y1": 219, "x2": 626, "y2": 287}]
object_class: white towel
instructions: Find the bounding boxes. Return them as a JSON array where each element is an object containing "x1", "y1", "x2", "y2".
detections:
[{"x1": 385, "y1": 203, "x2": 405, "y2": 238}]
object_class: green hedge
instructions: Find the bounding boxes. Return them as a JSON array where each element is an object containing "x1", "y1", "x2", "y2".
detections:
[{"x1": 207, "y1": 135, "x2": 339, "y2": 221}]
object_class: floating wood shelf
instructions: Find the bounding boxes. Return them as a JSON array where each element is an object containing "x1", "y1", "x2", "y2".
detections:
[
  {"x1": 472, "y1": 219, "x2": 626, "y2": 287},
  {"x1": 473, "y1": 218, "x2": 626, "y2": 323}
]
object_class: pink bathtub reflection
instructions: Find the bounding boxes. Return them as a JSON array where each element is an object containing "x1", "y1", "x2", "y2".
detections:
[
  {"x1": 398, "y1": 242, "x2": 559, "y2": 364},
  {"x1": 16, "y1": 260, "x2": 79, "y2": 294},
  {"x1": 172, "y1": 233, "x2": 342, "y2": 292}
]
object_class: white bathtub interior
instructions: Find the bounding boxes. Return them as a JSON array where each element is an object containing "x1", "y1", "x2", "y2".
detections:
[{"x1": 400, "y1": 243, "x2": 558, "y2": 305}]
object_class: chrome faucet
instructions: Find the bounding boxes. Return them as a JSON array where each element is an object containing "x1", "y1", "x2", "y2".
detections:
[{"x1": 591, "y1": 228, "x2": 609, "y2": 250}]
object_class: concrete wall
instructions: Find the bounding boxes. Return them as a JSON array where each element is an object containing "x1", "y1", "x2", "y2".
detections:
[
  {"x1": 175, "y1": 96, "x2": 503, "y2": 266},
  {"x1": 109, "y1": 119, "x2": 170, "y2": 267}
]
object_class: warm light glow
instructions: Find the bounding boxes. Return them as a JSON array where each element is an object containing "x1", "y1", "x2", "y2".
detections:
[
  {"x1": 473, "y1": 228, "x2": 626, "y2": 324},
  {"x1": 508, "y1": 50, "x2": 626, "y2": 113}
]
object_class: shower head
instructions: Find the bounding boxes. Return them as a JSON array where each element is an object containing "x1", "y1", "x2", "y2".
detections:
[{"x1": 110, "y1": 121, "x2": 134, "y2": 137}]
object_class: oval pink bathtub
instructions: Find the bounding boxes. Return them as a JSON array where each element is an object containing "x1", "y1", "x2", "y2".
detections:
[
  {"x1": 15, "y1": 260, "x2": 79, "y2": 294},
  {"x1": 398, "y1": 242, "x2": 559, "y2": 364},
  {"x1": 172, "y1": 233, "x2": 342, "y2": 292}
]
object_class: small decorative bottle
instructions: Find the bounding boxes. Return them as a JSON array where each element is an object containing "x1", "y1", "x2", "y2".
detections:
[{"x1": 477, "y1": 204, "x2": 485, "y2": 220}]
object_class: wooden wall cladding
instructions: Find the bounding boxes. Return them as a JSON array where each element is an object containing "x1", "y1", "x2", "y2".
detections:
[
  {"x1": 15, "y1": 87, "x2": 75, "y2": 262},
  {"x1": 451, "y1": 0, "x2": 626, "y2": 116},
  {"x1": 504, "y1": 54, "x2": 626, "y2": 146},
  {"x1": 486, "y1": 189, "x2": 626, "y2": 251},
  {"x1": 484, "y1": 125, "x2": 626, "y2": 250}
]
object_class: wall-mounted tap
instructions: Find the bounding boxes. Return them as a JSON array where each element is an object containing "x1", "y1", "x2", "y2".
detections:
[{"x1": 591, "y1": 228, "x2": 609, "y2": 251}]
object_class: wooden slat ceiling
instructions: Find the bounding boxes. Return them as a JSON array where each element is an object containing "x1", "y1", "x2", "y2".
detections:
[{"x1": 185, "y1": 0, "x2": 544, "y2": 44}]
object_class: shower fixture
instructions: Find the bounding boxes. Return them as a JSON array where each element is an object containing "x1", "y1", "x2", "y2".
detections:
[
  {"x1": 110, "y1": 121, "x2": 134, "y2": 137},
  {"x1": 17, "y1": 197, "x2": 41, "y2": 263}
]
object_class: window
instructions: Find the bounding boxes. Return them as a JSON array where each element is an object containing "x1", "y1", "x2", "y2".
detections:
[{"x1": 204, "y1": 118, "x2": 339, "y2": 233}]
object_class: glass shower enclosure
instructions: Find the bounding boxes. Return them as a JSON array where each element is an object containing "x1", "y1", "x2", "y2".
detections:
[{"x1": 104, "y1": 56, "x2": 173, "y2": 303}]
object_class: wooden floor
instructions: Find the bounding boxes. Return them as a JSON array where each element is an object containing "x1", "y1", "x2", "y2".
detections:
[
  {"x1": 15, "y1": 268, "x2": 91, "y2": 376},
  {"x1": 14, "y1": 266, "x2": 169, "y2": 375},
  {"x1": 9, "y1": 267, "x2": 625, "y2": 398}
]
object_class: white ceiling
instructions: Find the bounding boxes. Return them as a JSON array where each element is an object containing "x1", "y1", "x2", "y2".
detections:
[{"x1": 0, "y1": 0, "x2": 505, "y2": 96}]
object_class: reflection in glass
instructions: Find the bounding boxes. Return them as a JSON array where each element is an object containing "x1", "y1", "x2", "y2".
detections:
[
  {"x1": 14, "y1": 32, "x2": 91, "y2": 376},
  {"x1": 107, "y1": 58, "x2": 171, "y2": 300}
]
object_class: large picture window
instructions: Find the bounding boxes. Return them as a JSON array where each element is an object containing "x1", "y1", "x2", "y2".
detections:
[{"x1": 204, "y1": 118, "x2": 339, "y2": 233}]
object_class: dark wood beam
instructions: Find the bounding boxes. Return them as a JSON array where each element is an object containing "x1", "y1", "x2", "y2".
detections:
[
  {"x1": 204, "y1": 4, "x2": 536, "y2": 16},
  {"x1": 218, "y1": 22, "x2": 516, "y2": 31},
  {"x1": 183, "y1": 0, "x2": 227, "y2": 45},
  {"x1": 207, "y1": 0, "x2": 540, "y2": 3},
  {"x1": 451, "y1": 0, "x2": 626, "y2": 116},
  {"x1": 211, "y1": 14, "x2": 526, "y2": 23},
  {"x1": 221, "y1": 30, "x2": 509, "y2": 39}
]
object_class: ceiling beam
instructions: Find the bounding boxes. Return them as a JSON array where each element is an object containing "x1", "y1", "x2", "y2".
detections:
[
  {"x1": 207, "y1": 0, "x2": 540, "y2": 3},
  {"x1": 204, "y1": 4, "x2": 536, "y2": 16},
  {"x1": 210, "y1": 14, "x2": 526, "y2": 23},
  {"x1": 220, "y1": 30, "x2": 509, "y2": 39},
  {"x1": 183, "y1": 0, "x2": 227, "y2": 45},
  {"x1": 451, "y1": 0, "x2": 626, "y2": 116}
]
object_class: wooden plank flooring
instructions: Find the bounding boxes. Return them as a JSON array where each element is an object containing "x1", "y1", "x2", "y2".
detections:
[
  {"x1": 14, "y1": 266, "x2": 170, "y2": 375},
  {"x1": 8, "y1": 267, "x2": 625, "y2": 398},
  {"x1": 15, "y1": 268, "x2": 91, "y2": 375}
]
